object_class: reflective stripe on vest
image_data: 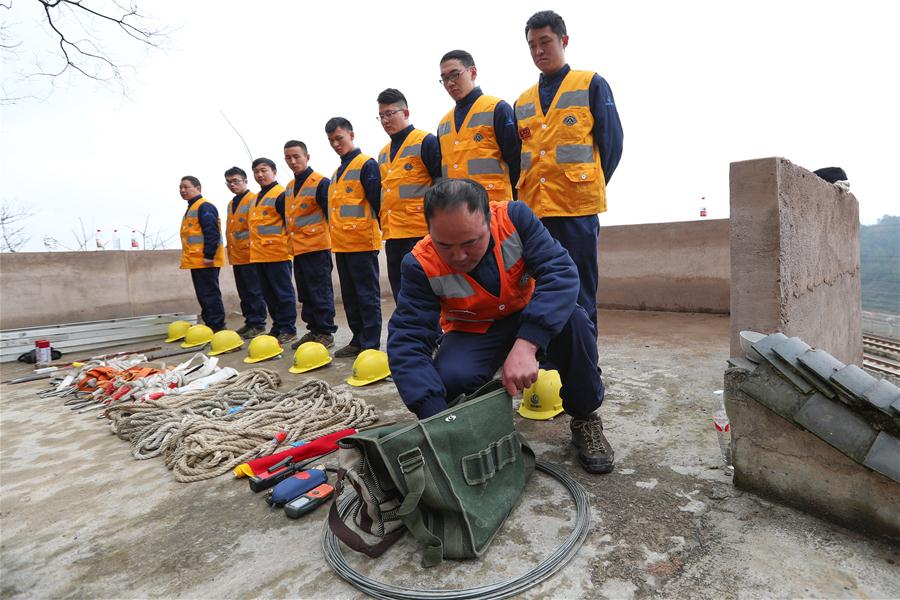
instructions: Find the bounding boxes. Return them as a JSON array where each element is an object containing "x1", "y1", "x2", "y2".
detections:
[
  {"x1": 294, "y1": 213, "x2": 323, "y2": 227},
  {"x1": 427, "y1": 274, "x2": 474, "y2": 299},
  {"x1": 468, "y1": 158, "x2": 504, "y2": 175},
  {"x1": 340, "y1": 205, "x2": 366, "y2": 218},
  {"x1": 399, "y1": 184, "x2": 429, "y2": 199},
  {"x1": 257, "y1": 225, "x2": 284, "y2": 235},
  {"x1": 467, "y1": 111, "x2": 493, "y2": 127},
  {"x1": 186, "y1": 235, "x2": 204, "y2": 244},
  {"x1": 234, "y1": 231, "x2": 250, "y2": 240}
]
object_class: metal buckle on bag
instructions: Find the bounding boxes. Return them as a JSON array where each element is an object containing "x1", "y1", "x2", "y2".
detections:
[{"x1": 398, "y1": 448, "x2": 424, "y2": 474}]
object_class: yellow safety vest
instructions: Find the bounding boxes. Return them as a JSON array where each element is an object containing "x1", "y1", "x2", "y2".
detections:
[
  {"x1": 180, "y1": 197, "x2": 225, "y2": 269},
  {"x1": 249, "y1": 183, "x2": 290, "y2": 263},
  {"x1": 285, "y1": 171, "x2": 331, "y2": 256},
  {"x1": 438, "y1": 95, "x2": 512, "y2": 203},
  {"x1": 226, "y1": 190, "x2": 257, "y2": 266},
  {"x1": 378, "y1": 129, "x2": 432, "y2": 240},
  {"x1": 328, "y1": 153, "x2": 381, "y2": 253},
  {"x1": 515, "y1": 70, "x2": 606, "y2": 217}
]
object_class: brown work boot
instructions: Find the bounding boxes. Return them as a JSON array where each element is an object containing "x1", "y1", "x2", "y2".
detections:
[
  {"x1": 334, "y1": 344, "x2": 361, "y2": 358},
  {"x1": 292, "y1": 332, "x2": 335, "y2": 350},
  {"x1": 570, "y1": 412, "x2": 615, "y2": 474},
  {"x1": 240, "y1": 326, "x2": 266, "y2": 340},
  {"x1": 275, "y1": 332, "x2": 297, "y2": 346}
]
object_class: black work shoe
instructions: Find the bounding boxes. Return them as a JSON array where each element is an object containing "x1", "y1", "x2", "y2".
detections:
[
  {"x1": 235, "y1": 325, "x2": 250, "y2": 336},
  {"x1": 275, "y1": 332, "x2": 297, "y2": 346},
  {"x1": 292, "y1": 332, "x2": 335, "y2": 350},
  {"x1": 570, "y1": 412, "x2": 615, "y2": 474},
  {"x1": 240, "y1": 326, "x2": 266, "y2": 340},
  {"x1": 333, "y1": 344, "x2": 361, "y2": 358}
]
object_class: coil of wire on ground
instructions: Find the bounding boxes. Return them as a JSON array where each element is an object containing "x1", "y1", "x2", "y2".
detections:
[{"x1": 322, "y1": 460, "x2": 591, "y2": 600}]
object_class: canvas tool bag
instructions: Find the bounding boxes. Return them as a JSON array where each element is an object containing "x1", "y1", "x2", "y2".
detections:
[{"x1": 327, "y1": 380, "x2": 535, "y2": 567}]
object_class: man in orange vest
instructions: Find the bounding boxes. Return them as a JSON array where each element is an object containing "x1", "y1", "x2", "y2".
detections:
[
  {"x1": 436, "y1": 49, "x2": 521, "y2": 203},
  {"x1": 223, "y1": 166, "x2": 267, "y2": 338},
  {"x1": 283, "y1": 140, "x2": 337, "y2": 349},
  {"x1": 249, "y1": 157, "x2": 298, "y2": 345},
  {"x1": 387, "y1": 178, "x2": 614, "y2": 474},
  {"x1": 376, "y1": 88, "x2": 442, "y2": 301},
  {"x1": 515, "y1": 10, "x2": 624, "y2": 333},
  {"x1": 178, "y1": 175, "x2": 226, "y2": 332},
  {"x1": 325, "y1": 117, "x2": 383, "y2": 358}
]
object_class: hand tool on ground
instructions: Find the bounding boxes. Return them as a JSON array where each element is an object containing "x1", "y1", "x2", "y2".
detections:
[
  {"x1": 47, "y1": 347, "x2": 161, "y2": 368},
  {"x1": 284, "y1": 483, "x2": 334, "y2": 519},
  {"x1": 266, "y1": 466, "x2": 327, "y2": 507},
  {"x1": 249, "y1": 451, "x2": 335, "y2": 493}
]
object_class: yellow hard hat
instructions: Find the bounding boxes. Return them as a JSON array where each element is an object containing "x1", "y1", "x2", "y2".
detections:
[
  {"x1": 519, "y1": 369, "x2": 564, "y2": 420},
  {"x1": 289, "y1": 342, "x2": 332, "y2": 374},
  {"x1": 347, "y1": 349, "x2": 391, "y2": 386},
  {"x1": 208, "y1": 329, "x2": 244, "y2": 356},
  {"x1": 180, "y1": 324, "x2": 214, "y2": 349},
  {"x1": 165, "y1": 320, "x2": 192, "y2": 342},
  {"x1": 243, "y1": 334, "x2": 283, "y2": 363}
]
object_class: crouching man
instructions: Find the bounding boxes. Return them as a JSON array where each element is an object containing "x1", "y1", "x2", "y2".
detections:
[{"x1": 387, "y1": 178, "x2": 614, "y2": 473}]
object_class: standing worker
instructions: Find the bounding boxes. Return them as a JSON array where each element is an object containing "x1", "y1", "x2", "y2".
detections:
[
  {"x1": 325, "y1": 117, "x2": 382, "y2": 358},
  {"x1": 376, "y1": 88, "x2": 442, "y2": 301},
  {"x1": 179, "y1": 175, "x2": 226, "y2": 332},
  {"x1": 224, "y1": 167, "x2": 267, "y2": 338},
  {"x1": 515, "y1": 10, "x2": 623, "y2": 332},
  {"x1": 283, "y1": 140, "x2": 338, "y2": 349},
  {"x1": 249, "y1": 157, "x2": 298, "y2": 345},
  {"x1": 387, "y1": 179, "x2": 614, "y2": 474},
  {"x1": 437, "y1": 49, "x2": 521, "y2": 203}
]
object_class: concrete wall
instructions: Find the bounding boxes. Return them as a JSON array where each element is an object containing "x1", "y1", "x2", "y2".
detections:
[
  {"x1": 599, "y1": 219, "x2": 730, "y2": 313},
  {"x1": 729, "y1": 157, "x2": 862, "y2": 364},
  {"x1": 1, "y1": 219, "x2": 733, "y2": 329}
]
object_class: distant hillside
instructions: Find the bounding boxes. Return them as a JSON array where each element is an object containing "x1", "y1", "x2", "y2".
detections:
[{"x1": 860, "y1": 215, "x2": 899, "y2": 314}]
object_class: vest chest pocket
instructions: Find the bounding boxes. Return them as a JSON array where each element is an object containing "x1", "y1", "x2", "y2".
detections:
[
  {"x1": 301, "y1": 224, "x2": 323, "y2": 236},
  {"x1": 554, "y1": 106, "x2": 592, "y2": 142},
  {"x1": 563, "y1": 167, "x2": 599, "y2": 185}
]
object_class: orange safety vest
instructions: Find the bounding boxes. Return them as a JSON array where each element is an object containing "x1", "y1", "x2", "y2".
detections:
[
  {"x1": 226, "y1": 190, "x2": 257, "y2": 265},
  {"x1": 515, "y1": 70, "x2": 606, "y2": 217},
  {"x1": 378, "y1": 129, "x2": 432, "y2": 240},
  {"x1": 249, "y1": 183, "x2": 290, "y2": 263},
  {"x1": 328, "y1": 153, "x2": 381, "y2": 253},
  {"x1": 412, "y1": 201, "x2": 535, "y2": 333},
  {"x1": 437, "y1": 95, "x2": 512, "y2": 203},
  {"x1": 180, "y1": 197, "x2": 225, "y2": 269},
  {"x1": 285, "y1": 171, "x2": 331, "y2": 256}
]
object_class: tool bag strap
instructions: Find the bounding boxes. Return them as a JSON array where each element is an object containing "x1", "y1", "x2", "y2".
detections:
[
  {"x1": 460, "y1": 431, "x2": 520, "y2": 486},
  {"x1": 327, "y1": 468, "x2": 404, "y2": 558},
  {"x1": 395, "y1": 448, "x2": 444, "y2": 567}
]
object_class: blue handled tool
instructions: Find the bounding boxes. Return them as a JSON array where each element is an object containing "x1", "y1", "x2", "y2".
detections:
[{"x1": 267, "y1": 467, "x2": 327, "y2": 507}]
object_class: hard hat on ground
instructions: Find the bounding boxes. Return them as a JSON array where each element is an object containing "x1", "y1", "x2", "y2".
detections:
[
  {"x1": 180, "y1": 324, "x2": 214, "y2": 349},
  {"x1": 347, "y1": 349, "x2": 390, "y2": 386},
  {"x1": 289, "y1": 342, "x2": 332, "y2": 374},
  {"x1": 208, "y1": 329, "x2": 244, "y2": 356},
  {"x1": 165, "y1": 320, "x2": 192, "y2": 342},
  {"x1": 243, "y1": 334, "x2": 283, "y2": 363},
  {"x1": 519, "y1": 369, "x2": 564, "y2": 420}
]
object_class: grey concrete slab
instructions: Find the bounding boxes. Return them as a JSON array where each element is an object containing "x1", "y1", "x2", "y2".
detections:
[
  {"x1": 794, "y1": 394, "x2": 878, "y2": 462},
  {"x1": 796, "y1": 348, "x2": 844, "y2": 399},
  {"x1": 863, "y1": 379, "x2": 900, "y2": 412},
  {"x1": 830, "y1": 364, "x2": 879, "y2": 402},
  {"x1": 750, "y1": 333, "x2": 814, "y2": 394},
  {"x1": 2, "y1": 309, "x2": 899, "y2": 600},
  {"x1": 737, "y1": 362, "x2": 809, "y2": 421},
  {"x1": 863, "y1": 432, "x2": 900, "y2": 483}
]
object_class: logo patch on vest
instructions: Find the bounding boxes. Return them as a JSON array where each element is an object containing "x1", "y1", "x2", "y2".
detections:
[
  {"x1": 563, "y1": 115, "x2": 577, "y2": 126},
  {"x1": 345, "y1": 185, "x2": 353, "y2": 193},
  {"x1": 404, "y1": 162, "x2": 414, "y2": 171},
  {"x1": 519, "y1": 127, "x2": 532, "y2": 140},
  {"x1": 473, "y1": 132, "x2": 484, "y2": 142}
]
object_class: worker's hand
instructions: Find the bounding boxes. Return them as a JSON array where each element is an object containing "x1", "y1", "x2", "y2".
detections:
[
  {"x1": 502, "y1": 338, "x2": 540, "y2": 397},
  {"x1": 203, "y1": 258, "x2": 215, "y2": 267}
]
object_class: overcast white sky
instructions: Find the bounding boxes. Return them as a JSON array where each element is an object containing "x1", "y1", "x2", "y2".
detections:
[{"x1": 1, "y1": 0, "x2": 898, "y2": 252}]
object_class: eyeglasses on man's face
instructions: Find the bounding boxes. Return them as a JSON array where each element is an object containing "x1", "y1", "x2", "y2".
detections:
[
  {"x1": 439, "y1": 68, "x2": 470, "y2": 86},
  {"x1": 376, "y1": 108, "x2": 405, "y2": 122}
]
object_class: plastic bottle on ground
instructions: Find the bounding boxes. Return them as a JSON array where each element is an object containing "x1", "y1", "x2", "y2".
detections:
[
  {"x1": 712, "y1": 389, "x2": 732, "y2": 469},
  {"x1": 112, "y1": 229, "x2": 121, "y2": 250},
  {"x1": 131, "y1": 230, "x2": 139, "y2": 249},
  {"x1": 700, "y1": 197, "x2": 707, "y2": 218},
  {"x1": 95, "y1": 229, "x2": 104, "y2": 250}
]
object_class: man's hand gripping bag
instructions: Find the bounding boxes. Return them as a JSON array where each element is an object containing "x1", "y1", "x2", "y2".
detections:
[{"x1": 328, "y1": 380, "x2": 535, "y2": 567}]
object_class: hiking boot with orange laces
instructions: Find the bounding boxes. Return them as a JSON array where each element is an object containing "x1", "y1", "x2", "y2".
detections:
[{"x1": 570, "y1": 412, "x2": 615, "y2": 474}]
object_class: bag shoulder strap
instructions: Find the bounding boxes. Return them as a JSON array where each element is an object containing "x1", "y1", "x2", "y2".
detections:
[{"x1": 327, "y1": 468, "x2": 404, "y2": 558}]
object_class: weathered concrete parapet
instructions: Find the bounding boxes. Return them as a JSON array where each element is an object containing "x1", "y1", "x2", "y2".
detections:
[
  {"x1": 729, "y1": 157, "x2": 862, "y2": 365},
  {"x1": 726, "y1": 332, "x2": 900, "y2": 540}
]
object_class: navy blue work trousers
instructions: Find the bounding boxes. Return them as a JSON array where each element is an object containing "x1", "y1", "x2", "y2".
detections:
[
  {"x1": 385, "y1": 237, "x2": 423, "y2": 303},
  {"x1": 434, "y1": 305, "x2": 604, "y2": 419},
  {"x1": 541, "y1": 215, "x2": 600, "y2": 334},
  {"x1": 232, "y1": 263, "x2": 267, "y2": 329},
  {"x1": 256, "y1": 260, "x2": 297, "y2": 335},
  {"x1": 190, "y1": 267, "x2": 226, "y2": 331},
  {"x1": 334, "y1": 251, "x2": 382, "y2": 349},
  {"x1": 293, "y1": 250, "x2": 337, "y2": 334}
]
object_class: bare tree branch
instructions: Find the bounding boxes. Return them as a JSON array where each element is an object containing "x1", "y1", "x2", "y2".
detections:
[
  {"x1": 129, "y1": 214, "x2": 175, "y2": 250},
  {"x1": 1, "y1": 199, "x2": 34, "y2": 252}
]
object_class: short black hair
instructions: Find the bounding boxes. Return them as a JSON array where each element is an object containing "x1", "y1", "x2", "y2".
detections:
[
  {"x1": 325, "y1": 117, "x2": 353, "y2": 134},
  {"x1": 376, "y1": 88, "x2": 407, "y2": 108},
  {"x1": 439, "y1": 49, "x2": 475, "y2": 68},
  {"x1": 224, "y1": 166, "x2": 246, "y2": 179},
  {"x1": 251, "y1": 157, "x2": 276, "y2": 171},
  {"x1": 525, "y1": 10, "x2": 567, "y2": 38},
  {"x1": 181, "y1": 175, "x2": 201, "y2": 190},
  {"x1": 424, "y1": 179, "x2": 490, "y2": 227},
  {"x1": 284, "y1": 140, "x2": 309, "y2": 153}
]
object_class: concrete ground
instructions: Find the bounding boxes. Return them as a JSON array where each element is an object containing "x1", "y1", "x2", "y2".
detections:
[{"x1": 1, "y1": 308, "x2": 898, "y2": 599}]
